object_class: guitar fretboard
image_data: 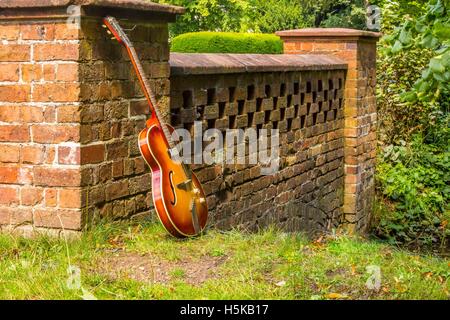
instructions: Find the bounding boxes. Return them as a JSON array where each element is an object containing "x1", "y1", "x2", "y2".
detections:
[{"x1": 127, "y1": 43, "x2": 175, "y2": 150}]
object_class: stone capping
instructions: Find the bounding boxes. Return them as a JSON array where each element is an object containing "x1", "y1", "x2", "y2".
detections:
[
  {"x1": 170, "y1": 53, "x2": 348, "y2": 76},
  {"x1": 0, "y1": 0, "x2": 185, "y2": 14},
  {"x1": 276, "y1": 28, "x2": 382, "y2": 40}
]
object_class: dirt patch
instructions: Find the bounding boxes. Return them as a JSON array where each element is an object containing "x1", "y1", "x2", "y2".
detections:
[{"x1": 98, "y1": 250, "x2": 227, "y2": 285}]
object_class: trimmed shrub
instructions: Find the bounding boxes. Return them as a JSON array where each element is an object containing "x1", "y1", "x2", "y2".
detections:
[{"x1": 171, "y1": 32, "x2": 283, "y2": 54}]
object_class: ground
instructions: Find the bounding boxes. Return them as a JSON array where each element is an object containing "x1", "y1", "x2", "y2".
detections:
[{"x1": 0, "y1": 220, "x2": 448, "y2": 300}]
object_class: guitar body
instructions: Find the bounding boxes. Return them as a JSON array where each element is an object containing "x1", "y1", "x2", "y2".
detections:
[{"x1": 138, "y1": 116, "x2": 208, "y2": 237}]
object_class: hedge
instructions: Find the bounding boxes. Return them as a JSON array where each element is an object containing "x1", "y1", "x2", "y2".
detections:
[{"x1": 171, "y1": 32, "x2": 284, "y2": 54}]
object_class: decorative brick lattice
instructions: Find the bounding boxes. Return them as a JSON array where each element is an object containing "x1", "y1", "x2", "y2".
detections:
[{"x1": 171, "y1": 57, "x2": 347, "y2": 234}]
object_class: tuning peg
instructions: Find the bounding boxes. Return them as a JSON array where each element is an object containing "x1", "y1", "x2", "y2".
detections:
[
  {"x1": 102, "y1": 24, "x2": 107, "y2": 28},
  {"x1": 111, "y1": 37, "x2": 116, "y2": 40},
  {"x1": 106, "y1": 30, "x2": 111, "y2": 35}
]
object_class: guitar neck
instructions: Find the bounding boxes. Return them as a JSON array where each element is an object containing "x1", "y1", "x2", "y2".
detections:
[{"x1": 125, "y1": 40, "x2": 175, "y2": 150}]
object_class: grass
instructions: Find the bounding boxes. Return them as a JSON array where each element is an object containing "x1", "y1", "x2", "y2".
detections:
[{"x1": 0, "y1": 220, "x2": 448, "y2": 300}]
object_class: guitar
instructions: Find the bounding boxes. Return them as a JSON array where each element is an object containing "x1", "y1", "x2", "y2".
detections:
[{"x1": 103, "y1": 16, "x2": 208, "y2": 238}]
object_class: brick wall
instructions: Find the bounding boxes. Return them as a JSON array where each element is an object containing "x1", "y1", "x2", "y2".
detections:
[
  {"x1": 170, "y1": 53, "x2": 348, "y2": 235},
  {"x1": 0, "y1": 2, "x2": 379, "y2": 236},
  {"x1": 0, "y1": 21, "x2": 83, "y2": 235}
]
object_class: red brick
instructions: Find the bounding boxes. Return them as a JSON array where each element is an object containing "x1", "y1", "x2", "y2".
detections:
[
  {"x1": 44, "y1": 146, "x2": 56, "y2": 164},
  {"x1": 56, "y1": 105, "x2": 80, "y2": 123},
  {"x1": 34, "y1": 167, "x2": 80, "y2": 187},
  {"x1": 44, "y1": 106, "x2": 57, "y2": 123},
  {"x1": 33, "y1": 83, "x2": 80, "y2": 102},
  {"x1": 58, "y1": 146, "x2": 80, "y2": 165},
  {"x1": 54, "y1": 24, "x2": 79, "y2": 40},
  {"x1": 0, "y1": 144, "x2": 20, "y2": 163},
  {"x1": 0, "y1": 106, "x2": 20, "y2": 122},
  {"x1": 20, "y1": 24, "x2": 55, "y2": 40},
  {"x1": 112, "y1": 160, "x2": 123, "y2": 178},
  {"x1": 31, "y1": 124, "x2": 80, "y2": 143},
  {"x1": 105, "y1": 180, "x2": 129, "y2": 201},
  {"x1": 21, "y1": 145, "x2": 45, "y2": 164},
  {"x1": 21, "y1": 187, "x2": 43, "y2": 206},
  {"x1": 80, "y1": 144, "x2": 105, "y2": 164},
  {"x1": 45, "y1": 188, "x2": 57, "y2": 207},
  {"x1": 20, "y1": 106, "x2": 45, "y2": 123},
  {"x1": 0, "y1": 186, "x2": 19, "y2": 205},
  {"x1": 59, "y1": 188, "x2": 81, "y2": 208},
  {"x1": 0, "y1": 25, "x2": 20, "y2": 40},
  {"x1": 0, "y1": 125, "x2": 29, "y2": 142},
  {"x1": 0, "y1": 207, "x2": 32, "y2": 225},
  {"x1": 43, "y1": 64, "x2": 55, "y2": 81},
  {"x1": 0, "y1": 85, "x2": 30, "y2": 102},
  {"x1": 0, "y1": 165, "x2": 33, "y2": 185},
  {"x1": 21, "y1": 64, "x2": 43, "y2": 82},
  {"x1": 33, "y1": 208, "x2": 82, "y2": 230},
  {"x1": 0, "y1": 165, "x2": 18, "y2": 184},
  {"x1": 0, "y1": 64, "x2": 19, "y2": 81},
  {"x1": 56, "y1": 63, "x2": 78, "y2": 82},
  {"x1": 34, "y1": 43, "x2": 79, "y2": 61},
  {"x1": 0, "y1": 44, "x2": 30, "y2": 62}
]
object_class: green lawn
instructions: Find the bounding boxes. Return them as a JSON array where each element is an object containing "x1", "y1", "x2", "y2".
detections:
[{"x1": 0, "y1": 220, "x2": 448, "y2": 300}]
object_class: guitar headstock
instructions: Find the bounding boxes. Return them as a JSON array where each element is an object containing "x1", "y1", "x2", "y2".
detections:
[{"x1": 102, "y1": 16, "x2": 132, "y2": 47}]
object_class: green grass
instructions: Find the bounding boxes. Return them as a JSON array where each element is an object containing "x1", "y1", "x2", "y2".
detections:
[
  {"x1": 171, "y1": 32, "x2": 284, "y2": 54},
  {"x1": 0, "y1": 221, "x2": 448, "y2": 300}
]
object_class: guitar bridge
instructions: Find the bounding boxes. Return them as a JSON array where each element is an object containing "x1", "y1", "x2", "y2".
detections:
[{"x1": 177, "y1": 179, "x2": 192, "y2": 191}]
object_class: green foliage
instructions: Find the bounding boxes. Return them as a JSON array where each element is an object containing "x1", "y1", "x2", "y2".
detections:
[
  {"x1": 171, "y1": 31, "x2": 283, "y2": 54},
  {"x1": 243, "y1": 0, "x2": 311, "y2": 33},
  {"x1": 157, "y1": 0, "x2": 249, "y2": 37},
  {"x1": 374, "y1": 136, "x2": 450, "y2": 248},
  {"x1": 383, "y1": 0, "x2": 450, "y2": 104},
  {"x1": 154, "y1": 0, "x2": 369, "y2": 38},
  {"x1": 317, "y1": 0, "x2": 367, "y2": 29},
  {"x1": 375, "y1": 1, "x2": 449, "y2": 249}
]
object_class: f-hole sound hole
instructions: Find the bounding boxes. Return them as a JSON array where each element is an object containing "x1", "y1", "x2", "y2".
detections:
[{"x1": 169, "y1": 171, "x2": 176, "y2": 205}]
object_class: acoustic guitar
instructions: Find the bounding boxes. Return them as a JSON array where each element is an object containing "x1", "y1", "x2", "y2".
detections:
[{"x1": 103, "y1": 16, "x2": 208, "y2": 238}]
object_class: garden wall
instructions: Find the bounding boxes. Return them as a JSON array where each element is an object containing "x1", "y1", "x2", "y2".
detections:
[
  {"x1": 170, "y1": 53, "x2": 347, "y2": 234},
  {"x1": 0, "y1": 1, "x2": 380, "y2": 236}
]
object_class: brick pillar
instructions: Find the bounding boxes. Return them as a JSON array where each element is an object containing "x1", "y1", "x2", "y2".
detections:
[
  {"x1": 0, "y1": 0, "x2": 183, "y2": 236},
  {"x1": 276, "y1": 28, "x2": 381, "y2": 232}
]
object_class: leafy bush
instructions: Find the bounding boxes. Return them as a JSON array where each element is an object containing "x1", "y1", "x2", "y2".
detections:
[
  {"x1": 383, "y1": 0, "x2": 449, "y2": 104},
  {"x1": 373, "y1": 0, "x2": 449, "y2": 250},
  {"x1": 374, "y1": 136, "x2": 450, "y2": 248},
  {"x1": 171, "y1": 32, "x2": 284, "y2": 54},
  {"x1": 376, "y1": 0, "x2": 437, "y2": 143}
]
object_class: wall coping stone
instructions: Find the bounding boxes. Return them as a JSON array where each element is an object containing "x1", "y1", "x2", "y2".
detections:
[
  {"x1": 0, "y1": 0, "x2": 185, "y2": 14},
  {"x1": 0, "y1": 0, "x2": 185, "y2": 21},
  {"x1": 276, "y1": 28, "x2": 382, "y2": 40},
  {"x1": 170, "y1": 53, "x2": 348, "y2": 76}
]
